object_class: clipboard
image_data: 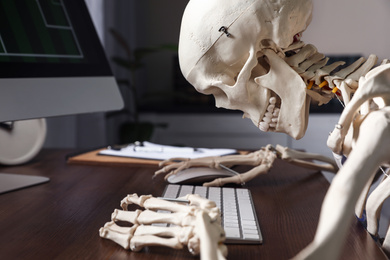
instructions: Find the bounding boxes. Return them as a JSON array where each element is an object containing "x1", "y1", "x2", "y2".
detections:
[
  {"x1": 67, "y1": 142, "x2": 239, "y2": 167},
  {"x1": 67, "y1": 148, "x2": 162, "y2": 167},
  {"x1": 98, "y1": 142, "x2": 237, "y2": 161}
]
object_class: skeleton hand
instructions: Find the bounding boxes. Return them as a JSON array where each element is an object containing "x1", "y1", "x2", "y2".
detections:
[
  {"x1": 284, "y1": 42, "x2": 378, "y2": 105},
  {"x1": 99, "y1": 193, "x2": 227, "y2": 259},
  {"x1": 155, "y1": 145, "x2": 278, "y2": 186},
  {"x1": 156, "y1": 144, "x2": 338, "y2": 187}
]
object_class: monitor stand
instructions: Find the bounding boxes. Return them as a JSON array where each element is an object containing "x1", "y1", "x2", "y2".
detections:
[
  {"x1": 0, "y1": 173, "x2": 49, "y2": 194},
  {"x1": 0, "y1": 119, "x2": 49, "y2": 195}
]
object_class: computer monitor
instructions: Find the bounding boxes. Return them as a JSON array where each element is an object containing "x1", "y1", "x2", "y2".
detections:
[{"x1": 0, "y1": 0, "x2": 124, "y2": 193}]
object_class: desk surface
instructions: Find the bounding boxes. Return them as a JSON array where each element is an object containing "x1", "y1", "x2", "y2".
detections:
[{"x1": 0, "y1": 149, "x2": 387, "y2": 260}]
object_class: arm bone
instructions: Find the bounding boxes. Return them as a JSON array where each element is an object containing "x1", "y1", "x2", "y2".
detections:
[{"x1": 275, "y1": 145, "x2": 339, "y2": 173}]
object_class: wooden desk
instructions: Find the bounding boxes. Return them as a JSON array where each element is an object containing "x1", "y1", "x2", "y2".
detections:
[{"x1": 0, "y1": 149, "x2": 387, "y2": 259}]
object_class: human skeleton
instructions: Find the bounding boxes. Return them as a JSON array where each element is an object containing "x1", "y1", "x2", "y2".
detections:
[{"x1": 101, "y1": 0, "x2": 390, "y2": 259}]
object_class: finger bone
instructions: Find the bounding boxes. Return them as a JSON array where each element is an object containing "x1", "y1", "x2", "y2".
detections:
[
  {"x1": 99, "y1": 221, "x2": 138, "y2": 249},
  {"x1": 185, "y1": 194, "x2": 217, "y2": 210},
  {"x1": 112, "y1": 209, "x2": 142, "y2": 223},
  {"x1": 130, "y1": 235, "x2": 183, "y2": 252},
  {"x1": 126, "y1": 210, "x2": 194, "y2": 226},
  {"x1": 134, "y1": 225, "x2": 194, "y2": 244},
  {"x1": 121, "y1": 194, "x2": 152, "y2": 210},
  {"x1": 142, "y1": 197, "x2": 196, "y2": 214}
]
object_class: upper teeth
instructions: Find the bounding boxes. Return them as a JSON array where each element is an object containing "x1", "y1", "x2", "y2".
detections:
[{"x1": 259, "y1": 97, "x2": 280, "y2": 132}]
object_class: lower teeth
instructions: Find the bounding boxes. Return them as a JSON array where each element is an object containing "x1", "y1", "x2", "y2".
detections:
[{"x1": 260, "y1": 97, "x2": 280, "y2": 131}]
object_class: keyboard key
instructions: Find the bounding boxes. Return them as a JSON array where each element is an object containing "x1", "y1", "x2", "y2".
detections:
[
  {"x1": 243, "y1": 229, "x2": 259, "y2": 235},
  {"x1": 239, "y1": 203, "x2": 255, "y2": 221},
  {"x1": 194, "y1": 186, "x2": 207, "y2": 198},
  {"x1": 242, "y1": 220, "x2": 257, "y2": 226},
  {"x1": 224, "y1": 222, "x2": 239, "y2": 228},
  {"x1": 224, "y1": 227, "x2": 241, "y2": 238},
  {"x1": 244, "y1": 233, "x2": 260, "y2": 240},
  {"x1": 179, "y1": 185, "x2": 194, "y2": 197},
  {"x1": 164, "y1": 184, "x2": 180, "y2": 198}
]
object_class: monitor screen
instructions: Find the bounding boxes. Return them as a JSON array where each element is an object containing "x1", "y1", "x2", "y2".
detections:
[{"x1": 0, "y1": 0, "x2": 124, "y2": 122}]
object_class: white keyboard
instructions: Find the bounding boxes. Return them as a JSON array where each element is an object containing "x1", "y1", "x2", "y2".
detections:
[{"x1": 161, "y1": 184, "x2": 263, "y2": 244}]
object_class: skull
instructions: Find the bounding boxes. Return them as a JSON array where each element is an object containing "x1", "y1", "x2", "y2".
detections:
[{"x1": 179, "y1": 0, "x2": 313, "y2": 139}]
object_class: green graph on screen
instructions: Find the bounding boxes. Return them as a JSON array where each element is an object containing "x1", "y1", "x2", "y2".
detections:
[{"x1": 0, "y1": 0, "x2": 83, "y2": 63}]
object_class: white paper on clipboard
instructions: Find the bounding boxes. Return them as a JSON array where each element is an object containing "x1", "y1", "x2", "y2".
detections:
[{"x1": 98, "y1": 141, "x2": 237, "y2": 161}]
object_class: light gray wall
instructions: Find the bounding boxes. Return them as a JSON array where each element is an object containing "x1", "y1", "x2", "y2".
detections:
[{"x1": 304, "y1": 0, "x2": 390, "y2": 61}]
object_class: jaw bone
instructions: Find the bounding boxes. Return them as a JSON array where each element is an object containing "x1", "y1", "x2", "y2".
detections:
[{"x1": 255, "y1": 48, "x2": 310, "y2": 140}]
